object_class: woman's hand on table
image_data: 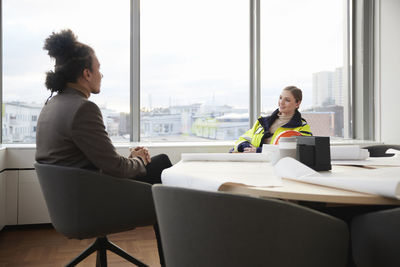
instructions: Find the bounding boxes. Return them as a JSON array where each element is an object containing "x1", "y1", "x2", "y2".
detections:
[{"x1": 243, "y1": 145, "x2": 257, "y2": 153}]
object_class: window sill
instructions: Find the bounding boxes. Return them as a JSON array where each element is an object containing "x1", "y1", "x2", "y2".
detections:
[{"x1": 0, "y1": 139, "x2": 381, "y2": 150}]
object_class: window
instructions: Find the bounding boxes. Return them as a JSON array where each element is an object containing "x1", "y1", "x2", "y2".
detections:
[
  {"x1": 260, "y1": 0, "x2": 349, "y2": 138},
  {"x1": 140, "y1": 0, "x2": 249, "y2": 142},
  {"x1": 1, "y1": 0, "x2": 356, "y2": 144},
  {"x1": 2, "y1": 0, "x2": 129, "y2": 143}
]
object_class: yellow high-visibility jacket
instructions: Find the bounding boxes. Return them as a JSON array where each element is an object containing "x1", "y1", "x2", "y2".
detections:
[{"x1": 233, "y1": 109, "x2": 312, "y2": 153}]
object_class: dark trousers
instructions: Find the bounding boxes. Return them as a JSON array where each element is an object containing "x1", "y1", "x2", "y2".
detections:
[{"x1": 135, "y1": 153, "x2": 172, "y2": 266}]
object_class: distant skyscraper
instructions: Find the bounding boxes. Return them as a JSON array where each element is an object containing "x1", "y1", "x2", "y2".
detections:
[
  {"x1": 312, "y1": 71, "x2": 333, "y2": 107},
  {"x1": 312, "y1": 67, "x2": 345, "y2": 107},
  {"x1": 333, "y1": 67, "x2": 344, "y2": 107}
]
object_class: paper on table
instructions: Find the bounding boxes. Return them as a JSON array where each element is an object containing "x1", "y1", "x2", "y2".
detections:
[
  {"x1": 330, "y1": 145, "x2": 369, "y2": 160},
  {"x1": 332, "y1": 154, "x2": 400, "y2": 166},
  {"x1": 262, "y1": 144, "x2": 280, "y2": 164},
  {"x1": 181, "y1": 153, "x2": 270, "y2": 162},
  {"x1": 162, "y1": 160, "x2": 282, "y2": 192},
  {"x1": 275, "y1": 157, "x2": 400, "y2": 199}
]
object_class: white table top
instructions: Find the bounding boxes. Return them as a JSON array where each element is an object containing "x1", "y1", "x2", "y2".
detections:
[{"x1": 162, "y1": 160, "x2": 400, "y2": 205}]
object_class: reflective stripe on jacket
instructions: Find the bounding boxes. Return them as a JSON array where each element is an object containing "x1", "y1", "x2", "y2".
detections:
[{"x1": 233, "y1": 109, "x2": 312, "y2": 152}]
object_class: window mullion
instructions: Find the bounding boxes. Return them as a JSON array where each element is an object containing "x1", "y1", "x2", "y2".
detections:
[
  {"x1": 250, "y1": 0, "x2": 261, "y2": 126},
  {"x1": 131, "y1": 0, "x2": 140, "y2": 142},
  {"x1": 0, "y1": 0, "x2": 3, "y2": 143},
  {"x1": 353, "y1": 0, "x2": 374, "y2": 140}
]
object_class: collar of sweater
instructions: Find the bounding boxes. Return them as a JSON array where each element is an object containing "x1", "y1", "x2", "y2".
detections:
[{"x1": 258, "y1": 108, "x2": 304, "y2": 131}]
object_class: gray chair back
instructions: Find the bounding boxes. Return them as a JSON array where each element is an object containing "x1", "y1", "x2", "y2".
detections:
[
  {"x1": 352, "y1": 207, "x2": 400, "y2": 267},
  {"x1": 152, "y1": 185, "x2": 349, "y2": 267},
  {"x1": 35, "y1": 163, "x2": 156, "y2": 239}
]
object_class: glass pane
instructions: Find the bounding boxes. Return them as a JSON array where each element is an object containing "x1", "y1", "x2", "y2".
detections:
[
  {"x1": 260, "y1": 0, "x2": 348, "y2": 138},
  {"x1": 141, "y1": 0, "x2": 249, "y2": 142},
  {"x1": 2, "y1": 0, "x2": 129, "y2": 143}
]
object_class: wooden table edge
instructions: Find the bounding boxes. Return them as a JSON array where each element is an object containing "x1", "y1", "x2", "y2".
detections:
[{"x1": 219, "y1": 181, "x2": 400, "y2": 206}]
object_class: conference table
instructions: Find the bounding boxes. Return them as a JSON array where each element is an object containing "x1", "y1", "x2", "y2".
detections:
[
  {"x1": 162, "y1": 160, "x2": 400, "y2": 206},
  {"x1": 224, "y1": 163, "x2": 400, "y2": 205},
  {"x1": 220, "y1": 177, "x2": 400, "y2": 206}
]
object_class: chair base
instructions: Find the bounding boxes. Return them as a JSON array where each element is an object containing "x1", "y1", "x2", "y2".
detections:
[{"x1": 66, "y1": 236, "x2": 148, "y2": 267}]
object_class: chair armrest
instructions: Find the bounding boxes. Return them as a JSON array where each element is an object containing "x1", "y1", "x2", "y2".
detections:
[{"x1": 76, "y1": 172, "x2": 156, "y2": 229}]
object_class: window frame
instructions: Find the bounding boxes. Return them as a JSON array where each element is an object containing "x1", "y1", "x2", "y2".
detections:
[
  {"x1": 131, "y1": 0, "x2": 362, "y2": 142},
  {"x1": 353, "y1": 0, "x2": 375, "y2": 140},
  {"x1": 0, "y1": 0, "x2": 374, "y2": 143},
  {"x1": 0, "y1": 0, "x2": 2, "y2": 142}
]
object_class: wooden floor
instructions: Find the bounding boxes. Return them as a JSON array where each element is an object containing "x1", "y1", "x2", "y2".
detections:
[{"x1": 0, "y1": 224, "x2": 161, "y2": 267}]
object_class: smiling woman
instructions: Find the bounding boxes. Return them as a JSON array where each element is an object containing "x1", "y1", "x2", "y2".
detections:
[
  {"x1": 2, "y1": 0, "x2": 130, "y2": 143},
  {"x1": 232, "y1": 86, "x2": 312, "y2": 153}
]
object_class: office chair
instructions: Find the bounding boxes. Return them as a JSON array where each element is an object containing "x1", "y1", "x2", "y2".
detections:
[
  {"x1": 152, "y1": 185, "x2": 349, "y2": 267},
  {"x1": 351, "y1": 207, "x2": 400, "y2": 267},
  {"x1": 35, "y1": 163, "x2": 156, "y2": 267},
  {"x1": 363, "y1": 144, "x2": 400, "y2": 157}
]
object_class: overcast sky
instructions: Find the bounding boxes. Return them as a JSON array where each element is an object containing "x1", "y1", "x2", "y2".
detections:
[{"x1": 3, "y1": 0, "x2": 344, "y2": 113}]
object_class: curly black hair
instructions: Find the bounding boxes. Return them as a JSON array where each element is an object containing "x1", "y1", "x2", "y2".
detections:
[{"x1": 43, "y1": 29, "x2": 94, "y2": 97}]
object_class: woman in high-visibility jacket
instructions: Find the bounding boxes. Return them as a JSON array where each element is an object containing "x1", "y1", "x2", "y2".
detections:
[{"x1": 233, "y1": 86, "x2": 312, "y2": 153}]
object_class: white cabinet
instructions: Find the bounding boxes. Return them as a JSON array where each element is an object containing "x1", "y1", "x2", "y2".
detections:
[
  {"x1": 5, "y1": 171, "x2": 18, "y2": 225},
  {"x1": 2, "y1": 169, "x2": 51, "y2": 226},
  {"x1": 18, "y1": 170, "x2": 50, "y2": 224},
  {"x1": 0, "y1": 172, "x2": 6, "y2": 230}
]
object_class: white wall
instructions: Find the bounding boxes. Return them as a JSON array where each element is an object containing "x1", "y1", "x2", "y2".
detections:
[{"x1": 379, "y1": 0, "x2": 400, "y2": 144}]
